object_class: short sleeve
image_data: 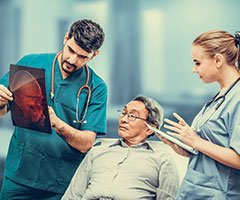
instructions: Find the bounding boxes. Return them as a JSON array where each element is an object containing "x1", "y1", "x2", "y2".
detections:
[{"x1": 0, "y1": 55, "x2": 31, "y2": 87}]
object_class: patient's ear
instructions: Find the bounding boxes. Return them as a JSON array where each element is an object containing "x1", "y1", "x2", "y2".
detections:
[{"x1": 146, "y1": 123, "x2": 156, "y2": 136}]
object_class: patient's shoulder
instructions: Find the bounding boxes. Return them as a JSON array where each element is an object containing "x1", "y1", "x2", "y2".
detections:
[
  {"x1": 93, "y1": 138, "x2": 118, "y2": 147},
  {"x1": 90, "y1": 138, "x2": 118, "y2": 155}
]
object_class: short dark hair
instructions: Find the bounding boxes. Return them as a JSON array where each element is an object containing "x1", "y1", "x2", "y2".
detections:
[
  {"x1": 133, "y1": 95, "x2": 164, "y2": 137},
  {"x1": 68, "y1": 19, "x2": 105, "y2": 53}
]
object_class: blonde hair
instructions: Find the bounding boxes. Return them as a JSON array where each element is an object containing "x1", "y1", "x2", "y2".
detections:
[{"x1": 193, "y1": 30, "x2": 240, "y2": 68}]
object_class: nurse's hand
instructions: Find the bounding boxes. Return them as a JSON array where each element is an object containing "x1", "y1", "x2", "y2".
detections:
[
  {"x1": 157, "y1": 134, "x2": 189, "y2": 157},
  {"x1": 163, "y1": 112, "x2": 201, "y2": 150}
]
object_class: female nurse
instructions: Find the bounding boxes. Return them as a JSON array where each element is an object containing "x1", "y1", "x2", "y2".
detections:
[{"x1": 163, "y1": 30, "x2": 240, "y2": 200}]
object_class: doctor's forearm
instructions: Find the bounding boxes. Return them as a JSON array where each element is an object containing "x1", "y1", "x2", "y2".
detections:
[
  {"x1": 196, "y1": 138, "x2": 240, "y2": 169},
  {"x1": 53, "y1": 120, "x2": 96, "y2": 153}
]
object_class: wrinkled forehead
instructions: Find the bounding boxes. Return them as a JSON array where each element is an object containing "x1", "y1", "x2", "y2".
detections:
[{"x1": 124, "y1": 100, "x2": 148, "y2": 115}]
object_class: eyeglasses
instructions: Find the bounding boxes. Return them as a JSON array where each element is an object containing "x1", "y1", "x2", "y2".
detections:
[{"x1": 117, "y1": 110, "x2": 147, "y2": 122}]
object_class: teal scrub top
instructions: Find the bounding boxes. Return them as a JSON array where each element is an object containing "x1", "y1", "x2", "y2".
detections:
[
  {"x1": 177, "y1": 80, "x2": 240, "y2": 200},
  {"x1": 0, "y1": 53, "x2": 107, "y2": 194}
]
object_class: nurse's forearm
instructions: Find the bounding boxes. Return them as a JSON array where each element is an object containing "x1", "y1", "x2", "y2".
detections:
[
  {"x1": 53, "y1": 119, "x2": 96, "y2": 153},
  {"x1": 195, "y1": 138, "x2": 240, "y2": 169}
]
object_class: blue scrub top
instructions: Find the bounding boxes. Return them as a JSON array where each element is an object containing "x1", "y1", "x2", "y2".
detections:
[
  {"x1": 0, "y1": 53, "x2": 107, "y2": 194},
  {"x1": 177, "y1": 81, "x2": 240, "y2": 200}
]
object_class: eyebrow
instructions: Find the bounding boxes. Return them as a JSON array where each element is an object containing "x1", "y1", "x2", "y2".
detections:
[
  {"x1": 68, "y1": 45, "x2": 90, "y2": 59},
  {"x1": 124, "y1": 106, "x2": 140, "y2": 114}
]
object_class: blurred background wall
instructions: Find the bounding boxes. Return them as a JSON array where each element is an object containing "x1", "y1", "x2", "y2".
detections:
[{"x1": 0, "y1": 0, "x2": 240, "y2": 162}]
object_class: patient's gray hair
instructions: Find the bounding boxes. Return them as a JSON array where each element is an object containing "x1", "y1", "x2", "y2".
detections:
[{"x1": 133, "y1": 95, "x2": 164, "y2": 131}]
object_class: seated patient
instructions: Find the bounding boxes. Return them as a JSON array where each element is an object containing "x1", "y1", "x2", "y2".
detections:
[{"x1": 62, "y1": 95, "x2": 179, "y2": 200}]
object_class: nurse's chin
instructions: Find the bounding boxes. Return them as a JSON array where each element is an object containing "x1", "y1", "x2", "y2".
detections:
[
  {"x1": 202, "y1": 80, "x2": 215, "y2": 84},
  {"x1": 200, "y1": 77, "x2": 212, "y2": 84}
]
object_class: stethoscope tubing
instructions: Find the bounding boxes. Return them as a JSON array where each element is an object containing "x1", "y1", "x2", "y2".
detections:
[
  {"x1": 193, "y1": 77, "x2": 240, "y2": 131},
  {"x1": 50, "y1": 51, "x2": 91, "y2": 124}
]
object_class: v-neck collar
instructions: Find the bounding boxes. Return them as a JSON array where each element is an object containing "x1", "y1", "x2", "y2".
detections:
[{"x1": 55, "y1": 60, "x2": 86, "y2": 83}]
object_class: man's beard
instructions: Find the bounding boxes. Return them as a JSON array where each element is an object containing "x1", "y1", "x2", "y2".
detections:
[{"x1": 61, "y1": 60, "x2": 77, "y2": 75}]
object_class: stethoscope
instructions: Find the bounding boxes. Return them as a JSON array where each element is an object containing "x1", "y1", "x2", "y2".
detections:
[
  {"x1": 50, "y1": 51, "x2": 91, "y2": 124},
  {"x1": 192, "y1": 77, "x2": 240, "y2": 131}
]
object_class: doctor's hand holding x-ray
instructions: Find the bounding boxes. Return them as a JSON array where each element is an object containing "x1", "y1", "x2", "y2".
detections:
[
  {"x1": 0, "y1": 85, "x2": 13, "y2": 116},
  {"x1": 162, "y1": 30, "x2": 240, "y2": 200}
]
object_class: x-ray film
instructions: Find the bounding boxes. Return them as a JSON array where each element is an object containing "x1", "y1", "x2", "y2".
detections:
[{"x1": 9, "y1": 64, "x2": 51, "y2": 133}]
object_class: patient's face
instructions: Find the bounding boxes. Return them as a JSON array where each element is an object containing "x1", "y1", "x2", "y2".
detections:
[
  {"x1": 14, "y1": 80, "x2": 45, "y2": 125},
  {"x1": 118, "y1": 100, "x2": 149, "y2": 145}
]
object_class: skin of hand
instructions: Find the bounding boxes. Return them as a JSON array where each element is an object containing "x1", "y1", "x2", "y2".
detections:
[
  {"x1": 162, "y1": 112, "x2": 202, "y2": 156},
  {"x1": 157, "y1": 134, "x2": 189, "y2": 157},
  {"x1": 0, "y1": 84, "x2": 13, "y2": 107},
  {"x1": 160, "y1": 112, "x2": 240, "y2": 169},
  {"x1": 48, "y1": 106, "x2": 96, "y2": 153},
  {"x1": 48, "y1": 106, "x2": 61, "y2": 131},
  {"x1": 0, "y1": 85, "x2": 13, "y2": 117}
]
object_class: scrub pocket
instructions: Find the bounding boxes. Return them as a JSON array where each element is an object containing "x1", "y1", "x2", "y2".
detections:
[
  {"x1": 177, "y1": 168, "x2": 225, "y2": 200},
  {"x1": 56, "y1": 153, "x2": 83, "y2": 186},
  {"x1": 5, "y1": 135, "x2": 25, "y2": 173}
]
